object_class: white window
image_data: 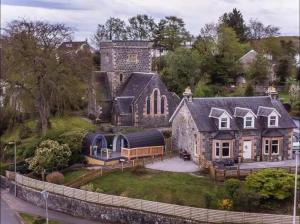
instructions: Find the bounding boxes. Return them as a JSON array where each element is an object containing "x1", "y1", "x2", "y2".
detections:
[
  {"x1": 264, "y1": 139, "x2": 269, "y2": 155},
  {"x1": 244, "y1": 116, "x2": 254, "y2": 128},
  {"x1": 271, "y1": 140, "x2": 279, "y2": 155},
  {"x1": 214, "y1": 141, "x2": 230, "y2": 159},
  {"x1": 219, "y1": 117, "x2": 229, "y2": 129},
  {"x1": 268, "y1": 115, "x2": 278, "y2": 127},
  {"x1": 264, "y1": 139, "x2": 280, "y2": 155}
]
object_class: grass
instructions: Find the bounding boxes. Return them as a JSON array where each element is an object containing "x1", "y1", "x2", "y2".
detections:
[
  {"x1": 1, "y1": 115, "x2": 95, "y2": 160},
  {"x1": 19, "y1": 212, "x2": 60, "y2": 224},
  {"x1": 89, "y1": 169, "x2": 222, "y2": 207},
  {"x1": 63, "y1": 169, "x2": 91, "y2": 185}
]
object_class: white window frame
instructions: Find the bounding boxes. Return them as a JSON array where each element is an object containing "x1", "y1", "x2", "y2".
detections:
[
  {"x1": 221, "y1": 142, "x2": 231, "y2": 158},
  {"x1": 264, "y1": 139, "x2": 269, "y2": 155},
  {"x1": 271, "y1": 139, "x2": 279, "y2": 155},
  {"x1": 219, "y1": 115, "x2": 230, "y2": 129},
  {"x1": 268, "y1": 113, "x2": 278, "y2": 127},
  {"x1": 244, "y1": 115, "x2": 254, "y2": 128},
  {"x1": 128, "y1": 54, "x2": 138, "y2": 63},
  {"x1": 215, "y1": 142, "x2": 220, "y2": 158}
]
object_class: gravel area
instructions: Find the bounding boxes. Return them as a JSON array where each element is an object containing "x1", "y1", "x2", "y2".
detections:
[{"x1": 145, "y1": 157, "x2": 200, "y2": 173}]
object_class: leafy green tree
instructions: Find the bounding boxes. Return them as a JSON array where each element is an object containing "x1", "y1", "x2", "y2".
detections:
[
  {"x1": 220, "y1": 8, "x2": 248, "y2": 42},
  {"x1": 162, "y1": 48, "x2": 202, "y2": 94},
  {"x1": 247, "y1": 53, "x2": 270, "y2": 83},
  {"x1": 275, "y1": 56, "x2": 295, "y2": 85},
  {"x1": 224, "y1": 178, "x2": 241, "y2": 199},
  {"x1": 93, "y1": 17, "x2": 127, "y2": 47},
  {"x1": 194, "y1": 80, "x2": 215, "y2": 97},
  {"x1": 3, "y1": 20, "x2": 90, "y2": 135},
  {"x1": 127, "y1": 14, "x2": 157, "y2": 40},
  {"x1": 27, "y1": 140, "x2": 71, "y2": 180},
  {"x1": 244, "y1": 84, "x2": 254, "y2": 96},
  {"x1": 153, "y1": 16, "x2": 191, "y2": 51},
  {"x1": 245, "y1": 168, "x2": 295, "y2": 200}
]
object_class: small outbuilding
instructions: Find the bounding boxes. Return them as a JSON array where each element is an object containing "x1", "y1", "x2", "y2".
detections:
[
  {"x1": 113, "y1": 129, "x2": 165, "y2": 160},
  {"x1": 83, "y1": 133, "x2": 108, "y2": 158}
]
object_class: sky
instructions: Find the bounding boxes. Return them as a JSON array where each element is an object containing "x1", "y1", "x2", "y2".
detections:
[{"x1": 1, "y1": 0, "x2": 299, "y2": 41}]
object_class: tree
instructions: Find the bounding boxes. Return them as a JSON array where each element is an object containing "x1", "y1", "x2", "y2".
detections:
[
  {"x1": 212, "y1": 25, "x2": 248, "y2": 84},
  {"x1": 153, "y1": 16, "x2": 191, "y2": 51},
  {"x1": 220, "y1": 8, "x2": 248, "y2": 42},
  {"x1": 93, "y1": 17, "x2": 127, "y2": 48},
  {"x1": 245, "y1": 168, "x2": 295, "y2": 200},
  {"x1": 275, "y1": 56, "x2": 295, "y2": 85},
  {"x1": 244, "y1": 84, "x2": 254, "y2": 96},
  {"x1": 162, "y1": 48, "x2": 202, "y2": 94},
  {"x1": 127, "y1": 14, "x2": 157, "y2": 40},
  {"x1": 247, "y1": 53, "x2": 270, "y2": 83},
  {"x1": 247, "y1": 19, "x2": 280, "y2": 40},
  {"x1": 224, "y1": 178, "x2": 241, "y2": 199},
  {"x1": 27, "y1": 140, "x2": 71, "y2": 180},
  {"x1": 3, "y1": 20, "x2": 90, "y2": 135}
]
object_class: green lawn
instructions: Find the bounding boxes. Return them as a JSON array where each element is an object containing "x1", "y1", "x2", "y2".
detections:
[
  {"x1": 19, "y1": 212, "x2": 60, "y2": 224},
  {"x1": 63, "y1": 169, "x2": 91, "y2": 185},
  {"x1": 89, "y1": 169, "x2": 222, "y2": 207}
]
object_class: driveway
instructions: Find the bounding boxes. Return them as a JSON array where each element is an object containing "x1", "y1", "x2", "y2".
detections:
[
  {"x1": 145, "y1": 157, "x2": 200, "y2": 173},
  {"x1": 1, "y1": 189, "x2": 105, "y2": 224}
]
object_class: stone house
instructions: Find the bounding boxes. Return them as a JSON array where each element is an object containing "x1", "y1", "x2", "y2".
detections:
[
  {"x1": 89, "y1": 40, "x2": 179, "y2": 127},
  {"x1": 170, "y1": 88, "x2": 296, "y2": 166}
]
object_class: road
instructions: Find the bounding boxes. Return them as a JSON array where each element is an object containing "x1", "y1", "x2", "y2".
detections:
[{"x1": 1, "y1": 189, "x2": 104, "y2": 224}]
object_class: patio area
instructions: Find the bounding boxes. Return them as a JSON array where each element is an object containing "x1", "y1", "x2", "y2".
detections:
[
  {"x1": 239, "y1": 159, "x2": 296, "y2": 169},
  {"x1": 145, "y1": 157, "x2": 200, "y2": 173}
]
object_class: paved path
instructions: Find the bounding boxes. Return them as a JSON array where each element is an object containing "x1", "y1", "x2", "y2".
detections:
[
  {"x1": 146, "y1": 157, "x2": 200, "y2": 173},
  {"x1": 1, "y1": 189, "x2": 105, "y2": 224},
  {"x1": 1, "y1": 194, "x2": 21, "y2": 224}
]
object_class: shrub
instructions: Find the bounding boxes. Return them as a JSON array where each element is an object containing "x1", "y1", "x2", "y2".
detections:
[
  {"x1": 46, "y1": 171, "x2": 65, "y2": 184},
  {"x1": 132, "y1": 165, "x2": 147, "y2": 176},
  {"x1": 218, "y1": 198, "x2": 233, "y2": 210},
  {"x1": 232, "y1": 188, "x2": 261, "y2": 212},
  {"x1": 246, "y1": 168, "x2": 294, "y2": 200},
  {"x1": 224, "y1": 178, "x2": 241, "y2": 198},
  {"x1": 203, "y1": 191, "x2": 214, "y2": 208}
]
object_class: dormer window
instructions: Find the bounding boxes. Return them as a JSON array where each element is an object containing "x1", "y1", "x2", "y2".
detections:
[
  {"x1": 244, "y1": 116, "x2": 254, "y2": 128},
  {"x1": 268, "y1": 115, "x2": 278, "y2": 127},
  {"x1": 220, "y1": 117, "x2": 229, "y2": 129}
]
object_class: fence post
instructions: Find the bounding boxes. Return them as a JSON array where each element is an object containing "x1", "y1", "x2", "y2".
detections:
[
  {"x1": 243, "y1": 212, "x2": 245, "y2": 224},
  {"x1": 206, "y1": 209, "x2": 209, "y2": 224}
]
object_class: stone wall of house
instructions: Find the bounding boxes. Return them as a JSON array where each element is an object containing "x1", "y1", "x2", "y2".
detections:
[
  {"x1": 14, "y1": 184, "x2": 196, "y2": 224},
  {"x1": 134, "y1": 75, "x2": 180, "y2": 128},
  {"x1": 171, "y1": 101, "x2": 200, "y2": 163}
]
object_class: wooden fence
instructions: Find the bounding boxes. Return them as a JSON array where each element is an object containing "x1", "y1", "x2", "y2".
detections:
[
  {"x1": 209, "y1": 165, "x2": 299, "y2": 182},
  {"x1": 15, "y1": 174, "x2": 299, "y2": 224},
  {"x1": 121, "y1": 146, "x2": 164, "y2": 160}
]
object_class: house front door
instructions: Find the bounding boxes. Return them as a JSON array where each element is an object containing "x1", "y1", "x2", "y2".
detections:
[{"x1": 243, "y1": 140, "x2": 252, "y2": 160}]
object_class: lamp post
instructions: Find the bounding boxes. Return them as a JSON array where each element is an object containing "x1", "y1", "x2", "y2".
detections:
[
  {"x1": 293, "y1": 150, "x2": 299, "y2": 224},
  {"x1": 7, "y1": 142, "x2": 17, "y2": 197},
  {"x1": 41, "y1": 190, "x2": 49, "y2": 224}
]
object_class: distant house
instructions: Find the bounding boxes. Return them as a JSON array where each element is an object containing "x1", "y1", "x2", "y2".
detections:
[
  {"x1": 58, "y1": 40, "x2": 92, "y2": 55},
  {"x1": 89, "y1": 40, "x2": 180, "y2": 127},
  {"x1": 170, "y1": 87, "x2": 296, "y2": 167}
]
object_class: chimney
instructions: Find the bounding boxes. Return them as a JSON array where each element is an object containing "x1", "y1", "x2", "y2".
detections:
[
  {"x1": 183, "y1": 86, "x2": 193, "y2": 102},
  {"x1": 265, "y1": 85, "x2": 278, "y2": 99}
]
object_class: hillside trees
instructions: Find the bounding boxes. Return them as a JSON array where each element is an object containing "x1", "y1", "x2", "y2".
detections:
[{"x1": 3, "y1": 20, "x2": 91, "y2": 135}]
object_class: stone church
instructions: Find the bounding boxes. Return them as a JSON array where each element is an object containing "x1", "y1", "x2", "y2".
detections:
[{"x1": 88, "y1": 40, "x2": 180, "y2": 128}]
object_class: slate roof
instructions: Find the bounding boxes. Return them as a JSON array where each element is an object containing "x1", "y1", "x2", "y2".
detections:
[
  {"x1": 262, "y1": 129, "x2": 284, "y2": 137},
  {"x1": 118, "y1": 72, "x2": 154, "y2": 98},
  {"x1": 58, "y1": 41, "x2": 90, "y2": 53},
  {"x1": 174, "y1": 96, "x2": 296, "y2": 132},
  {"x1": 257, "y1": 106, "x2": 279, "y2": 117},
  {"x1": 213, "y1": 132, "x2": 235, "y2": 140},
  {"x1": 122, "y1": 129, "x2": 165, "y2": 148},
  {"x1": 234, "y1": 107, "x2": 254, "y2": 118},
  {"x1": 209, "y1": 108, "x2": 226, "y2": 118},
  {"x1": 115, "y1": 97, "x2": 133, "y2": 114}
]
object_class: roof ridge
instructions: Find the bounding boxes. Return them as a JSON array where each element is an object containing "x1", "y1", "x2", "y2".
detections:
[{"x1": 192, "y1": 96, "x2": 269, "y2": 100}]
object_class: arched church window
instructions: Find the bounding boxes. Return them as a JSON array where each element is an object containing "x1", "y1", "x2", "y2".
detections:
[
  {"x1": 161, "y1": 97, "x2": 165, "y2": 114},
  {"x1": 146, "y1": 97, "x2": 150, "y2": 114},
  {"x1": 154, "y1": 90, "x2": 158, "y2": 114}
]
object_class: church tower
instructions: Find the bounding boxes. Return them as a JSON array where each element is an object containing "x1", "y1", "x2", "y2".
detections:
[{"x1": 100, "y1": 41, "x2": 153, "y2": 97}]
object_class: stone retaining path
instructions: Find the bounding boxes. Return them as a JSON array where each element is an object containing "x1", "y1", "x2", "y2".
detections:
[{"x1": 145, "y1": 157, "x2": 200, "y2": 173}]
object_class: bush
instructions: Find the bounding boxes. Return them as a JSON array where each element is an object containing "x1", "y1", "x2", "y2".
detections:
[
  {"x1": 224, "y1": 178, "x2": 241, "y2": 198},
  {"x1": 132, "y1": 165, "x2": 147, "y2": 176},
  {"x1": 46, "y1": 171, "x2": 64, "y2": 184},
  {"x1": 203, "y1": 191, "x2": 214, "y2": 208},
  {"x1": 232, "y1": 188, "x2": 261, "y2": 212},
  {"x1": 218, "y1": 198, "x2": 233, "y2": 210},
  {"x1": 246, "y1": 168, "x2": 294, "y2": 200}
]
